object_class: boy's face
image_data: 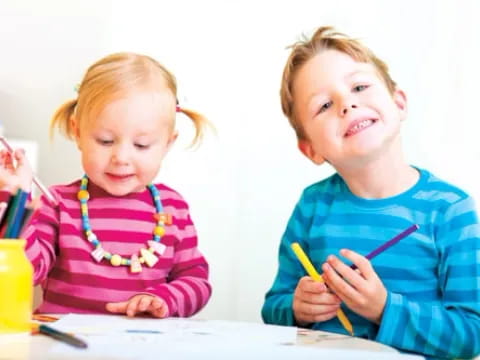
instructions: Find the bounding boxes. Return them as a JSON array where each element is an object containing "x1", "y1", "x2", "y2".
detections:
[
  {"x1": 293, "y1": 50, "x2": 407, "y2": 169},
  {"x1": 74, "y1": 91, "x2": 177, "y2": 196}
]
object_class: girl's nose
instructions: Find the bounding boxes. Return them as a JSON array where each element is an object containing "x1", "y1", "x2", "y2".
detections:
[{"x1": 111, "y1": 145, "x2": 130, "y2": 165}]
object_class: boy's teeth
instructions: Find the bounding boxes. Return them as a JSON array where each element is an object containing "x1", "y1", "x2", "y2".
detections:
[{"x1": 349, "y1": 119, "x2": 373, "y2": 133}]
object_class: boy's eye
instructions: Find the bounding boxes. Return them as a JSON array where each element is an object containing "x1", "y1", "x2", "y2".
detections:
[
  {"x1": 353, "y1": 84, "x2": 368, "y2": 92},
  {"x1": 318, "y1": 101, "x2": 333, "y2": 114}
]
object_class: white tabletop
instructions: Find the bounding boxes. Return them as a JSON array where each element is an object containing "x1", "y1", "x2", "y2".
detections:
[{"x1": 0, "y1": 316, "x2": 421, "y2": 360}]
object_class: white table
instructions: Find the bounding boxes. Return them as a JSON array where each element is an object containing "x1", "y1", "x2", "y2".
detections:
[{"x1": 0, "y1": 316, "x2": 422, "y2": 360}]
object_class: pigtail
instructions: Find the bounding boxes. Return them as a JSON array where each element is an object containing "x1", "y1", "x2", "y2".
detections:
[
  {"x1": 177, "y1": 106, "x2": 212, "y2": 147},
  {"x1": 50, "y1": 99, "x2": 78, "y2": 141}
]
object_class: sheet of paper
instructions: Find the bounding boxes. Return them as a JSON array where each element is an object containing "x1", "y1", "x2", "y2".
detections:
[
  {"x1": 52, "y1": 314, "x2": 296, "y2": 344},
  {"x1": 49, "y1": 315, "x2": 424, "y2": 359}
]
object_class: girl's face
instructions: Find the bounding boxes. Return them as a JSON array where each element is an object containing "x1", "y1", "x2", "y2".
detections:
[
  {"x1": 75, "y1": 91, "x2": 177, "y2": 196},
  {"x1": 293, "y1": 50, "x2": 407, "y2": 170}
]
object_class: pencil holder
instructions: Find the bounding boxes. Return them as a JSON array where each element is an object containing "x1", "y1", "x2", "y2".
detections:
[{"x1": 0, "y1": 239, "x2": 33, "y2": 334}]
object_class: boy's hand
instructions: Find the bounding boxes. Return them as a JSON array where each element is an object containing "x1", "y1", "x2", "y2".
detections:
[
  {"x1": 322, "y1": 249, "x2": 387, "y2": 324},
  {"x1": 0, "y1": 149, "x2": 33, "y2": 192},
  {"x1": 106, "y1": 294, "x2": 169, "y2": 318},
  {"x1": 292, "y1": 276, "x2": 342, "y2": 326}
]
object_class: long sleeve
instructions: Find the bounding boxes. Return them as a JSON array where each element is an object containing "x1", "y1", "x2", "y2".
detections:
[
  {"x1": 376, "y1": 196, "x2": 480, "y2": 359},
  {"x1": 15, "y1": 180, "x2": 211, "y2": 315},
  {"x1": 22, "y1": 193, "x2": 60, "y2": 285},
  {"x1": 262, "y1": 193, "x2": 311, "y2": 326},
  {"x1": 143, "y1": 211, "x2": 211, "y2": 317}
]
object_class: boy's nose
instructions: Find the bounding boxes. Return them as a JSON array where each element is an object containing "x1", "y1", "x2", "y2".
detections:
[{"x1": 342, "y1": 103, "x2": 358, "y2": 116}]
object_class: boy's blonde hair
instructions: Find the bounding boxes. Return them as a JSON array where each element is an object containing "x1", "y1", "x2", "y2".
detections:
[
  {"x1": 51, "y1": 52, "x2": 207, "y2": 145},
  {"x1": 280, "y1": 26, "x2": 397, "y2": 140}
]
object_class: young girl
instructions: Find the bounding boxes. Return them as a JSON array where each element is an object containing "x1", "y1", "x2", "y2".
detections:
[{"x1": 0, "y1": 52, "x2": 212, "y2": 318}]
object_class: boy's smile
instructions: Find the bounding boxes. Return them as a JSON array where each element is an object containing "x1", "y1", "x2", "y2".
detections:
[{"x1": 293, "y1": 49, "x2": 407, "y2": 168}]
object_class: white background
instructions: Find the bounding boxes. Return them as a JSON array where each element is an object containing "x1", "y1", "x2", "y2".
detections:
[{"x1": 1, "y1": 0, "x2": 479, "y2": 322}]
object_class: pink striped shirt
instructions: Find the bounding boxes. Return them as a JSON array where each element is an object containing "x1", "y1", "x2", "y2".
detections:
[{"x1": 20, "y1": 179, "x2": 211, "y2": 317}]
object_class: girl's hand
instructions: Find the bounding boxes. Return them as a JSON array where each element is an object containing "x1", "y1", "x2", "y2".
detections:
[
  {"x1": 106, "y1": 294, "x2": 169, "y2": 318},
  {"x1": 322, "y1": 249, "x2": 387, "y2": 324},
  {"x1": 293, "y1": 276, "x2": 342, "y2": 326},
  {"x1": 0, "y1": 149, "x2": 33, "y2": 192}
]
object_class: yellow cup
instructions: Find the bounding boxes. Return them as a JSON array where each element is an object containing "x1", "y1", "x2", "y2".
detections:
[{"x1": 0, "y1": 239, "x2": 33, "y2": 333}]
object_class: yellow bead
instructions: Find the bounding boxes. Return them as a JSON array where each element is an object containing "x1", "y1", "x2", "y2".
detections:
[
  {"x1": 81, "y1": 204, "x2": 88, "y2": 215},
  {"x1": 154, "y1": 226, "x2": 165, "y2": 237},
  {"x1": 110, "y1": 254, "x2": 122, "y2": 266},
  {"x1": 77, "y1": 190, "x2": 90, "y2": 201}
]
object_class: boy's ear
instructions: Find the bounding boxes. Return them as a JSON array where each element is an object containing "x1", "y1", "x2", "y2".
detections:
[
  {"x1": 298, "y1": 139, "x2": 325, "y2": 165},
  {"x1": 393, "y1": 88, "x2": 408, "y2": 121}
]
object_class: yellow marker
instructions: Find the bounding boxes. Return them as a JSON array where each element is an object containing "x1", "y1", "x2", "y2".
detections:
[{"x1": 291, "y1": 242, "x2": 354, "y2": 336}]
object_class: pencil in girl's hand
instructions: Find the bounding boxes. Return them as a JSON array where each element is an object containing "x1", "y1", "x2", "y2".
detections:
[
  {"x1": 0, "y1": 136, "x2": 57, "y2": 206},
  {"x1": 350, "y1": 224, "x2": 419, "y2": 270},
  {"x1": 291, "y1": 242, "x2": 354, "y2": 336}
]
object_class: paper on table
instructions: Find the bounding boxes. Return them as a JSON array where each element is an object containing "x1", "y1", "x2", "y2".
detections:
[
  {"x1": 52, "y1": 314, "x2": 297, "y2": 345},
  {"x1": 49, "y1": 315, "x2": 425, "y2": 359}
]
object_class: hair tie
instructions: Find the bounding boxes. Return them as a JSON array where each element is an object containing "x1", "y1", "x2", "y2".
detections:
[{"x1": 176, "y1": 105, "x2": 181, "y2": 113}]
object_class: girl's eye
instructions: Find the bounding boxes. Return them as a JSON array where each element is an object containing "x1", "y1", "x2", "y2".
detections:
[
  {"x1": 353, "y1": 84, "x2": 368, "y2": 92},
  {"x1": 318, "y1": 101, "x2": 333, "y2": 114},
  {"x1": 97, "y1": 139, "x2": 113, "y2": 146},
  {"x1": 135, "y1": 144, "x2": 150, "y2": 150}
]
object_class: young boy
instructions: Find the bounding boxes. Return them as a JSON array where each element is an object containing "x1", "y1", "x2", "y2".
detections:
[{"x1": 261, "y1": 26, "x2": 480, "y2": 359}]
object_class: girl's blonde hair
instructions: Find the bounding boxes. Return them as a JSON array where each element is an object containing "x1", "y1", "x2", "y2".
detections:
[
  {"x1": 281, "y1": 26, "x2": 397, "y2": 140},
  {"x1": 51, "y1": 52, "x2": 208, "y2": 145}
]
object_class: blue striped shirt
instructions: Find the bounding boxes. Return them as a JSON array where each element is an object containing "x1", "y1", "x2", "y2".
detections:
[{"x1": 262, "y1": 168, "x2": 480, "y2": 359}]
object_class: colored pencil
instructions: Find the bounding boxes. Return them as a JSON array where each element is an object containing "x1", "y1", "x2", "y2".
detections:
[
  {"x1": 38, "y1": 324, "x2": 88, "y2": 349},
  {"x1": 350, "y1": 224, "x2": 419, "y2": 270},
  {"x1": 0, "y1": 136, "x2": 57, "y2": 206},
  {"x1": 291, "y1": 242, "x2": 354, "y2": 336}
]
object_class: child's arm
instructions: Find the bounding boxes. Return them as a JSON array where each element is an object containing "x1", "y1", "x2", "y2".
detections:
[
  {"x1": 0, "y1": 148, "x2": 58, "y2": 283},
  {"x1": 325, "y1": 197, "x2": 480, "y2": 359},
  {"x1": 125, "y1": 206, "x2": 211, "y2": 318},
  {"x1": 262, "y1": 193, "x2": 318, "y2": 327},
  {"x1": 21, "y1": 194, "x2": 60, "y2": 285}
]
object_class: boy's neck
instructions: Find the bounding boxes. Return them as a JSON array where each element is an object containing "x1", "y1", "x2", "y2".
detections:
[{"x1": 336, "y1": 146, "x2": 419, "y2": 199}]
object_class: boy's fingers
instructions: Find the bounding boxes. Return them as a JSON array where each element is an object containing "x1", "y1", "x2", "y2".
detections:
[
  {"x1": 340, "y1": 249, "x2": 376, "y2": 280},
  {"x1": 300, "y1": 277, "x2": 327, "y2": 292}
]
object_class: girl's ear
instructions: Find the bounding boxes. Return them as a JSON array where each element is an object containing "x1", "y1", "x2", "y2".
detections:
[
  {"x1": 298, "y1": 139, "x2": 325, "y2": 165},
  {"x1": 393, "y1": 88, "x2": 408, "y2": 121},
  {"x1": 165, "y1": 131, "x2": 178, "y2": 153},
  {"x1": 70, "y1": 115, "x2": 81, "y2": 149}
]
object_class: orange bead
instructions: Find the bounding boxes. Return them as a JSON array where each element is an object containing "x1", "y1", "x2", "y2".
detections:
[{"x1": 77, "y1": 190, "x2": 90, "y2": 201}]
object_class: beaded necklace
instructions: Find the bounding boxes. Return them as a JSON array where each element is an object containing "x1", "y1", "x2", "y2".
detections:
[{"x1": 77, "y1": 175, "x2": 172, "y2": 273}]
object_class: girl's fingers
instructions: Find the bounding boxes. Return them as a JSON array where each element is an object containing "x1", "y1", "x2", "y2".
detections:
[
  {"x1": 138, "y1": 296, "x2": 153, "y2": 312},
  {"x1": 126, "y1": 296, "x2": 142, "y2": 317}
]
